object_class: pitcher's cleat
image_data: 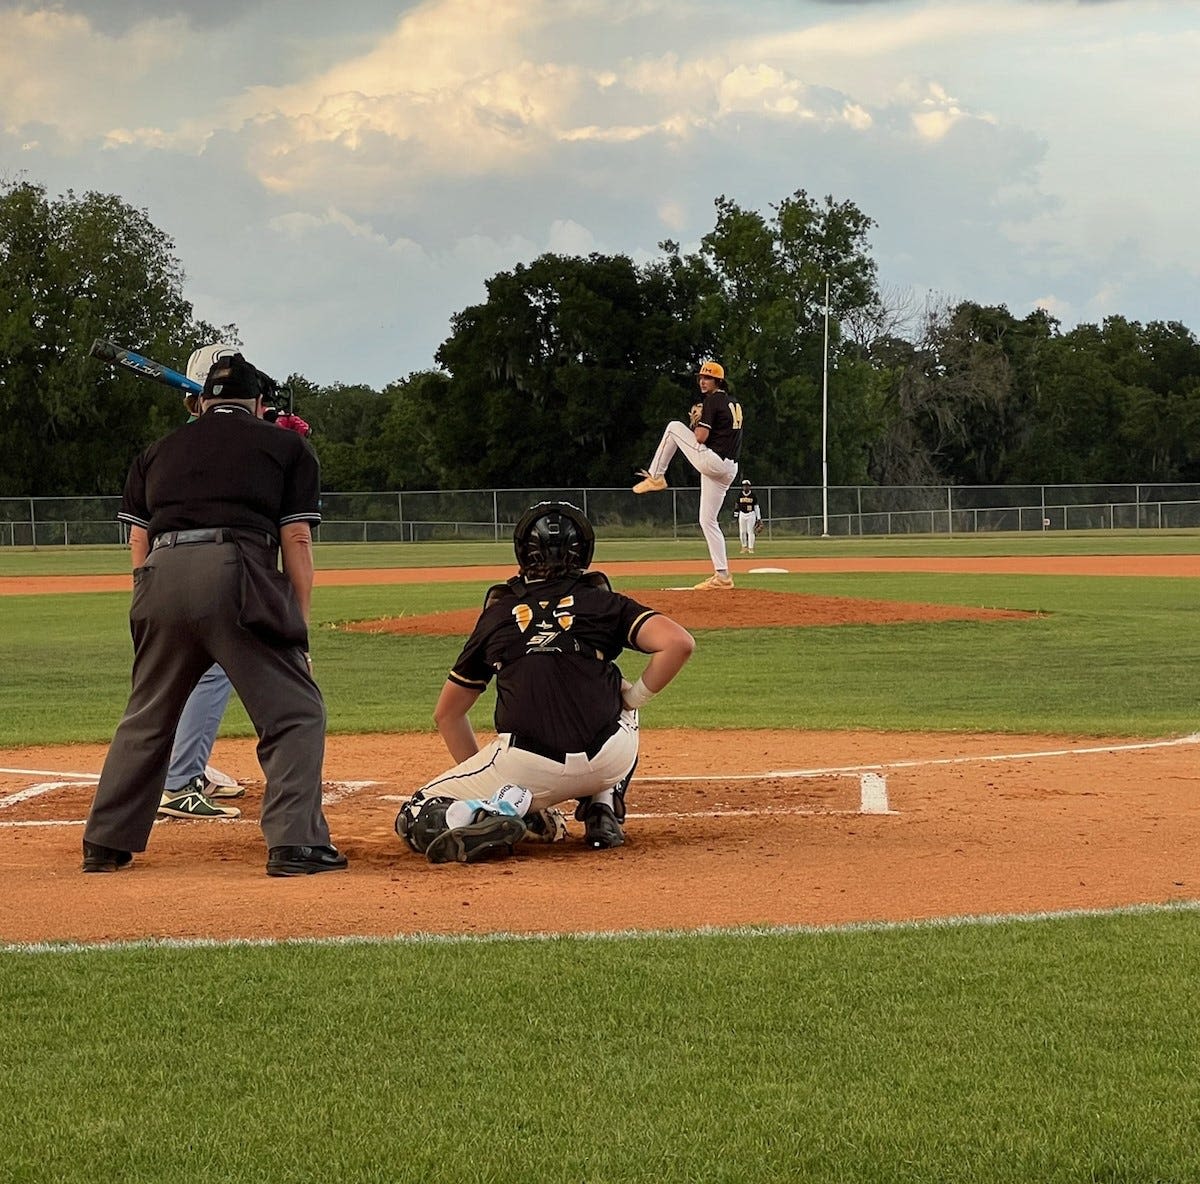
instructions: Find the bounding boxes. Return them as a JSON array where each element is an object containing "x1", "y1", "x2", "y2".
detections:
[
  {"x1": 632, "y1": 470, "x2": 667, "y2": 494},
  {"x1": 692, "y1": 573, "x2": 734, "y2": 590}
]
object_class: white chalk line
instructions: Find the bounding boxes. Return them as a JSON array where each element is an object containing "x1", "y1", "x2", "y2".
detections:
[
  {"x1": 0, "y1": 767, "x2": 101, "y2": 779},
  {"x1": 0, "y1": 780, "x2": 379, "y2": 828},
  {"x1": 7, "y1": 731, "x2": 1194, "y2": 827},
  {"x1": 4, "y1": 899, "x2": 1198, "y2": 957},
  {"x1": 635, "y1": 732, "x2": 1200, "y2": 783}
]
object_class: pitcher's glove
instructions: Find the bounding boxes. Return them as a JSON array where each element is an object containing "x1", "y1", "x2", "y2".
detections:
[
  {"x1": 688, "y1": 402, "x2": 703, "y2": 429},
  {"x1": 755, "y1": 520, "x2": 764, "y2": 535}
]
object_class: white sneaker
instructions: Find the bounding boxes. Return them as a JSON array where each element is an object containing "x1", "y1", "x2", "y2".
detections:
[{"x1": 692, "y1": 573, "x2": 734, "y2": 590}]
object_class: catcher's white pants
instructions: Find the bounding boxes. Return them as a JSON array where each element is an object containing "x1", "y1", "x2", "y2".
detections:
[
  {"x1": 418, "y1": 711, "x2": 640, "y2": 813},
  {"x1": 648, "y1": 421, "x2": 738, "y2": 572},
  {"x1": 738, "y1": 512, "x2": 758, "y2": 551}
]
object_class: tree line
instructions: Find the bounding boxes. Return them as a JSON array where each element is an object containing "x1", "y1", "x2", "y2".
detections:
[{"x1": 3, "y1": 178, "x2": 1199, "y2": 497}]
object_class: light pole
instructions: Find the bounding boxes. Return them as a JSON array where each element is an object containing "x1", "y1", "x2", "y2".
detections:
[{"x1": 821, "y1": 270, "x2": 830, "y2": 538}]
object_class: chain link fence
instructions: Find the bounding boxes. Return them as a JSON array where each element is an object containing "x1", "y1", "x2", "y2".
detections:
[{"x1": 4, "y1": 484, "x2": 1200, "y2": 546}]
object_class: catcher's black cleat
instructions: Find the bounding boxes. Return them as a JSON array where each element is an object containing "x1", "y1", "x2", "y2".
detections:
[
  {"x1": 582, "y1": 802, "x2": 624, "y2": 850},
  {"x1": 425, "y1": 815, "x2": 527, "y2": 865},
  {"x1": 82, "y1": 840, "x2": 133, "y2": 873}
]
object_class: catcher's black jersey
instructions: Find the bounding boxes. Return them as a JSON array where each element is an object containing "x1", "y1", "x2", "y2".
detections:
[
  {"x1": 698, "y1": 389, "x2": 743, "y2": 461},
  {"x1": 447, "y1": 574, "x2": 657, "y2": 752},
  {"x1": 735, "y1": 491, "x2": 759, "y2": 514}
]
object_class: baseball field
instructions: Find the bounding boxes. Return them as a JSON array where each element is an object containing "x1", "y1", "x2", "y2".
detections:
[{"x1": 1, "y1": 533, "x2": 1197, "y2": 1182}]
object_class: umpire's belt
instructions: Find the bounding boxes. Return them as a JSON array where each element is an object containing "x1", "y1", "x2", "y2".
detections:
[
  {"x1": 151, "y1": 528, "x2": 236, "y2": 550},
  {"x1": 509, "y1": 718, "x2": 621, "y2": 764},
  {"x1": 151, "y1": 528, "x2": 276, "y2": 550}
]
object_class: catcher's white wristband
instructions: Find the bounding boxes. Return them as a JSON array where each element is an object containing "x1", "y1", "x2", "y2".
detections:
[{"x1": 623, "y1": 677, "x2": 656, "y2": 710}]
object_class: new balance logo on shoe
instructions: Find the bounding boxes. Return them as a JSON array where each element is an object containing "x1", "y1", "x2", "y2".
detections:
[{"x1": 158, "y1": 777, "x2": 241, "y2": 820}]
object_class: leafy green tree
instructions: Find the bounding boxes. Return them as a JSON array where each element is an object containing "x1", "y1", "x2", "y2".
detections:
[
  {"x1": 1008, "y1": 318, "x2": 1200, "y2": 483},
  {"x1": 0, "y1": 180, "x2": 227, "y2": 495},
  {"x1": 433, "y1": 252, "x2": 695, "y2": 486},
  {"x1": 691, "y1": 189, "x2": 881, "y2": 483}
]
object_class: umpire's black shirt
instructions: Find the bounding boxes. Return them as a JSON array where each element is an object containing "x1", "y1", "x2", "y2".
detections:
[{"x1": 118, "y1": 405, "x2": 321, "y2": 542}]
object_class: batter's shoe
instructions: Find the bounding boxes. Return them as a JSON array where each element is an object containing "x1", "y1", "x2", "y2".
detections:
[
  {"x1": 82, "y1": 840, "x2": 133, "y2": 873},
  {"x1": 692, "y1": 573, "x2": 734, "y2": 590},
  {"x1": 426, "y1": 815, "x2": 527, "y2": 865},
  {"x1": 632, "y1": 470, "x2": 667, "y2": 494},
  {"x1": 158, "y1": 782, "x2": 241, "y2": 820},
  {"x1": 202, "y1": 765, "x2": 245, "y2": 799},
  {"x1": 582, "y1": 802, "x2": 625, "y2": 849},
  {"x1": 266, "y1": 844, "x2": 349, "y2": 876}
]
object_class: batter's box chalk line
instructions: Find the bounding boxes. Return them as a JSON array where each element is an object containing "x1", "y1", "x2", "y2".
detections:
[{"x1": 638, "y1": 769, "x2": 893, "y2": 816}]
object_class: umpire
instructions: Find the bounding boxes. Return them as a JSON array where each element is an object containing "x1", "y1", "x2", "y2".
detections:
[{"x1": 82, "y1": 353, "x2": 347, "y2": 878}]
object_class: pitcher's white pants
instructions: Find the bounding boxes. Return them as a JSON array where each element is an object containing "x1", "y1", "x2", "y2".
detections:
[{"x1": 648, "y1": 421, "x2": 738, "y2": 572}]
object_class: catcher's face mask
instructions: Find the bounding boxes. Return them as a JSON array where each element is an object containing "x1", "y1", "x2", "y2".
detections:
[{"x1": 394, "y1": 792, "x2": 455, "y2": 854}]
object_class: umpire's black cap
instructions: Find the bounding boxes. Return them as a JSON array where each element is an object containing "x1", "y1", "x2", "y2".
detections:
[{"x1": 202, "y1": 353, "x2": 262, "y2": 403}]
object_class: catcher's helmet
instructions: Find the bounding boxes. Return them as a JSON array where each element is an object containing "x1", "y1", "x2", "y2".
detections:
[
  {"x1": 394, "y1": 792, "x2": 455, "y2": 854},
  {"x1": 513, "y1": 501, "x2": 595, "y2": 580},
  {"x1": 697, "y1": 360, "x2": 724, "y2": 380}
]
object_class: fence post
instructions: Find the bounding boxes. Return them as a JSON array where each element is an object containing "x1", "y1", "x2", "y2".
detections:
[{"x1": 947, "y1": 487, "x2": 953, "y2": 535}]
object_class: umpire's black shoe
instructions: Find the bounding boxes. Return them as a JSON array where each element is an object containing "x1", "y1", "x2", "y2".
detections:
[
  {"x1": 266, "y1": 844, "x2": 349, "y2": 877},
  {"x1": 426, "y1": 815, "x2": 527, "y2": 865},
  {"x1": 582, "y1": 802, "x2": 625, "y2": 850},
  {"x1": 82, "y1": 840, "x2": 133, "y2": 873}
]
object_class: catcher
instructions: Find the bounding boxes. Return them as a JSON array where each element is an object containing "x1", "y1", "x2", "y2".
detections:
[
  {"x1": 395, "y1": 501, "x2": 695, "y2": 864},
  {"x1": 734, "y1": 478, "x2": 763, "y2": 554}
]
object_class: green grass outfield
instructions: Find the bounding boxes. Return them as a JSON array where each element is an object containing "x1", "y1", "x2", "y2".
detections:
[{"x1": 2, "y1": 533, "x2": 1198, "y2": 1182}]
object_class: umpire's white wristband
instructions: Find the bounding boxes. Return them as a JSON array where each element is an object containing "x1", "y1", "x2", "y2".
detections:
[{"x1": 623, "y1": 677, "x2": 656, "y2": 710}]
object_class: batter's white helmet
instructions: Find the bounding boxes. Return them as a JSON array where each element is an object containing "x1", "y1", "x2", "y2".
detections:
[{"x1": 186, "y1": 342, "x2": 240, "y2": 388}]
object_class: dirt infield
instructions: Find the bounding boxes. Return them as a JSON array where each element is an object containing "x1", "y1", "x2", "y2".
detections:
[{"x1": 2, "y1": 555, "x2": 1196, "y2": 946}]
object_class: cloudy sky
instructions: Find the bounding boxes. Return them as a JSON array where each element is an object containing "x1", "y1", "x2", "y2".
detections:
[{"x1": 2, "y1": 0, "x2": 1197, "y2": 388}]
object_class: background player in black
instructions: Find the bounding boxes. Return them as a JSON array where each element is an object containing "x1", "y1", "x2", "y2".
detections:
[
  {"x1": 395, "y1": 502, "x2": 695, "y2": 864},
  {"x1": 632, "y1": 359, "x2": 743, "y2": 588},
  {"x1": 734, "y1": 478, "x2": 762, "y2": 554},
  {"x1": 82, "y1": 353, "x2": 346, "y2": 877}
]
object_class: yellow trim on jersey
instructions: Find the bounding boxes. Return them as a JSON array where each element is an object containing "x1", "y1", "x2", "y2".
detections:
[
  {"x1": 627, "y1": 609, "x2": 659, "y2": 649},
  {"x1": 447, "y1": 670, "x2": 488, "y2": 690}
]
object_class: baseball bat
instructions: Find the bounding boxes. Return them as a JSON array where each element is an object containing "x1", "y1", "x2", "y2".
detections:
[{"x1": 89, "y1": 338, "x2": 202, "y2": 395}]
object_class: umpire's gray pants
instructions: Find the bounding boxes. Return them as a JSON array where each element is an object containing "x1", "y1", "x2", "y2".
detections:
[{"x1": 84, "y1": 539, "x2": 330, "y2": 853}]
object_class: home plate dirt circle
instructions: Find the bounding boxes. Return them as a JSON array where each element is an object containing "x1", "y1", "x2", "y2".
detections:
[{"x1": 0, "y1": 559, "x2": 1195, "y2": 947}]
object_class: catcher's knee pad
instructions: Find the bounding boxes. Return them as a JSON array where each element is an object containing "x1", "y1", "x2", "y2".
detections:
[{"x1": 394, "y1": 791, "x2": 455, "y2": 855}]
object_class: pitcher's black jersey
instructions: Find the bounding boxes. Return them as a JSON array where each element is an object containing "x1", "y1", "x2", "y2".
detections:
[{"x1": 698, "y1": 390, "x2": 743, "y2": 461}]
